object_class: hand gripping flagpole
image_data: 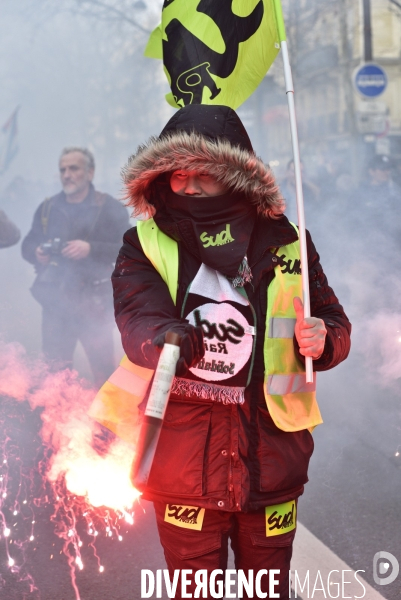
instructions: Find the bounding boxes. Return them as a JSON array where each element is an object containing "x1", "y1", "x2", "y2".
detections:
[{"x1": 273, "y1": 0, "x2": 313, "y2": 383}]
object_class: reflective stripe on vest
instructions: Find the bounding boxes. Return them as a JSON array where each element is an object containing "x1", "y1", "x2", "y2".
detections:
[
  {"x1": 108, "y1": 357, "x2": 153, "y2": 396},
  {"x1": 88, "y1": 349, "x2": 154, "y2": 445},
  {"x1": 268, "y1": 317, "x2": 297, "y2": 338},
  {"x1": 264, "y1": 224, "x2": 322, "y2": 432},
  {"x1": 267, "y1": 373, "x2": 316, "y2": 395},
  {"x1": 89, "y1": 219, "x2": 322, "y2": 437}
]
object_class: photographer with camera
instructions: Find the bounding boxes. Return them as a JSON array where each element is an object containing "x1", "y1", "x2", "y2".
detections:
[{"x1": 22, "y1": 147, "x2": 129, "y2": 386}]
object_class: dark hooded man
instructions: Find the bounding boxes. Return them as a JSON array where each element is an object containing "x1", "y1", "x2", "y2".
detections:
[{"x1": 111, "y1": 105, "x2": 351, "y2": 598}]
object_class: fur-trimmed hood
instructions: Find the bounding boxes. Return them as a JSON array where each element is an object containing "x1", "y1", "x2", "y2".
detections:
[{"x1": 122, "y1": 106, "x2": 285, "y2": 219}]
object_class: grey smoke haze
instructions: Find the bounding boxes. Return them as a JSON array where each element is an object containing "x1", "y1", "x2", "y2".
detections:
[
  {"x1": 0, "y1": 339, "x2": 137, "y2": 516},
  {"x1": 0, "y1": 0, "x2": 167, "y2": 189},
  {"x1": 0, "y1": 0, "x2": 399, "y2": 385},
  {"x1": 0, "y1": 3, "x2": 400, "y2": 599},
  {"x1": 0, "y1": 0, "x2": 167, "y2": 361}
]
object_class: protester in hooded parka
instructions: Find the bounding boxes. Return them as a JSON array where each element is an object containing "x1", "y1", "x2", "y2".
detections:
[{"x1": 111, "y1": 105, "x2": 351, "y2": 598}]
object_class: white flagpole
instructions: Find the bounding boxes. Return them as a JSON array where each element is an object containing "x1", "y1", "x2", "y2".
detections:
[{"x1": 280, "y1": 41, "x2": 313, "y2": 383}]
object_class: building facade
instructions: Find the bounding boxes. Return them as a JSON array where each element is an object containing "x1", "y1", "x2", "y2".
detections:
[{"x1": 239, "y1": 0, "x2": 401, "y2": 182}]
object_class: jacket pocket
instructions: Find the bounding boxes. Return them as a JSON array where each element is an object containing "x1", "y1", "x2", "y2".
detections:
[
  {"x1": 257, "y1": 407, "x2": 314, "y2": 493},
  {"x1": 161, "y1": 530, "x2": 221, "y2": 561},
  {"x1": 147, "y1": 400, "x2": 212, "y2": 497}
]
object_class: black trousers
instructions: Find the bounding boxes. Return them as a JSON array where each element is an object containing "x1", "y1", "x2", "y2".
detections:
[
  {"x1": 154, "y1": 502, "x2": 295, "y2": 599},
  {"x1": 41, "y1": 305, "x2": 115, "y2": 387}
]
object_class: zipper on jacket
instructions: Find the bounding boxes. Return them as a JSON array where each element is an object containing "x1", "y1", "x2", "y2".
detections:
[
  {"x1": 228, "y1": 405, "x2": 237, "y2": 509},
  {"x1": 180, "y1": 283, "x2": 192, "y2": 318},
  {"x1": 236, "y1": 286, "x2": 257, "y2": 388},
  {"x1": 228, "y1": 457, "x2": 234, "y2": 501}
]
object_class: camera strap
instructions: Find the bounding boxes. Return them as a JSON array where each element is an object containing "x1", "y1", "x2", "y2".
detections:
[
  {"x1": 40, "y1": 191, "x2": 107, "y2": 239},
  {"x1": 40, "y1": 197, "x2": 52, "y2": 235}
]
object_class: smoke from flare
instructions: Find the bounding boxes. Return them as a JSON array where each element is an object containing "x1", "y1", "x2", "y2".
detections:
[
  {"x1": 0, "y1": 340, "x2": 139, "y2": 510},
  {"x1": 358, "y1": 313, "x2": 401, "y2": 387}
]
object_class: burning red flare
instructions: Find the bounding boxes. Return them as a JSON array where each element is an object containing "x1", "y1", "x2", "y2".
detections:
[{"x1": 0, "y1": 341, "x2": 142, "y2": 599}]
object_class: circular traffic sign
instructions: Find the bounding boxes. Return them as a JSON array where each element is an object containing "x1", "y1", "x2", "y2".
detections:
[{"x1": 354, "y1": 63, "x2": 387, "y2": 98}]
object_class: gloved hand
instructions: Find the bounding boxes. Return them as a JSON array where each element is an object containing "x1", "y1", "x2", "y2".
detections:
[{"x1": 153, "y1": 324, "x2": 205, "y2": 376}]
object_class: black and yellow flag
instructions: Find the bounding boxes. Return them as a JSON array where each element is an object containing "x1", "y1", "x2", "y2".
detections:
[{"x1": 145, "y1": 0, "x2": 285, "y2": 110}]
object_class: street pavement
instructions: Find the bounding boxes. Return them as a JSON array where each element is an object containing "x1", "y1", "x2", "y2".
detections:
[
  {"x1": 1, "y1": 347, "x2": 400, "y2": 600},
  {"x1": 1, "y1": 318, "x2": 401, "y2": 600}
]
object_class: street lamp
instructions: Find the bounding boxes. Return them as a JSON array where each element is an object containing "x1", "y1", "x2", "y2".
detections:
[{"x1": 362, "y1": 0, "x2": 373, "y2": 61}]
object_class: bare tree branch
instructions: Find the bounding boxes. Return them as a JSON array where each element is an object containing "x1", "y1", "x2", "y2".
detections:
[
  {"x1": 389, "y1": 0, "x2": 401, "y2": 11},
  {"x1": 75, "y1": 0, "x2": 152, "y2": 34}
]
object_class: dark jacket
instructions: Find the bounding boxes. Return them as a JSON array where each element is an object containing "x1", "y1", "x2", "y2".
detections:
[
  {"x1": 22, "y1": 184, "x2": 129, "y2": 312},
  {"x1": 112, "y1": 105, "x2": 351, "y2": 511},
  {"x1": 113, "y1": 216, "x2": 350, "y2": 511}
]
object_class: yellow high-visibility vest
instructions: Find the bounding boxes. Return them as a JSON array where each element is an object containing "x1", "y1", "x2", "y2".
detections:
[
  {"x1": 88, "y1": 220, "x2": 177, "y2": 444},
  {"x1": 264, "y1": 231, "x2": 322, "y2": 431},
  {"x1": 88, "y1": 218, "x2": 322, "y2": 443}
]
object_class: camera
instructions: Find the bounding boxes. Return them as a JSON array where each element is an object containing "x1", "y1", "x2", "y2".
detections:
[{"x1": 39, "y1": 238, "x2": 66, "y2": 255}]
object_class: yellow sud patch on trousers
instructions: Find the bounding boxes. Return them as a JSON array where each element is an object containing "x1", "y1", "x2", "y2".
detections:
[
  {"x1": 265, "y1": 500, "x2": 297, "y2": 537},
  {"x1": 164, "y1": 504, "x2": 205, "y2": 531}
]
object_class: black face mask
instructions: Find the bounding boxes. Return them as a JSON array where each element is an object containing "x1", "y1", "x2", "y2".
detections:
[{"x1": 155, "y1": 190, "x2": 256, "y2": 279}]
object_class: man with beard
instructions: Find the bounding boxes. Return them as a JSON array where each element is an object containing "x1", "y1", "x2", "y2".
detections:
[{"x1": 22, "y1": 147, "x2": 129, "y2": 386}]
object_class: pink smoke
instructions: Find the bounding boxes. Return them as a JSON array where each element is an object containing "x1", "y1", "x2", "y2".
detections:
[
  {"x1": 0, "y1": 340, "x2": 139, "y2": 510},
  {"x1": 358, "y1": 313, "x2": 401, "y2": 388}
]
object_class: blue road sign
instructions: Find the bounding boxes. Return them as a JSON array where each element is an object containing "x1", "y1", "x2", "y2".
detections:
[{"x1": 354, "y1": 64, "x2": 387, "y2": 98}]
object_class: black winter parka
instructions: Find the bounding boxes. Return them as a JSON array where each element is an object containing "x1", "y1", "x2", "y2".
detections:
[
  {"x1": 113, "y1": 104, "x2": 351, "y2": 511},
  {"x1": 112, "y1": 214, "x2": 351, "y2": 511},
  {"x1": 22, "y1": 184, "x2": 129, "y2": 311}
]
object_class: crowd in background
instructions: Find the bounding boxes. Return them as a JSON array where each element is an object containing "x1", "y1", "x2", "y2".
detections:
[
  {"x1": 0, "y1": 148, "x2": 400, "y2": 384},
  {"x1": 278, "y1": 152, "x2": 401, "y2": 228}
]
